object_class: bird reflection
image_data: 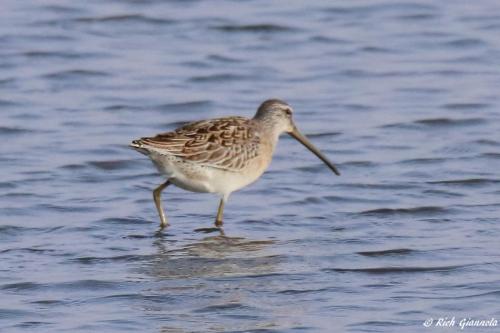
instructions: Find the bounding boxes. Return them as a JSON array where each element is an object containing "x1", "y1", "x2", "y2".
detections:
[
  {"x1": 145, "y1": 230, "x2": 277, "y2": 279},
  {"x1": 136, "y1": 230, "x2": 281, "y2": 333}
]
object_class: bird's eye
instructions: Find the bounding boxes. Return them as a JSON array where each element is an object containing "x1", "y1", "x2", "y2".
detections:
[{"x1": 284, "y1": 108, "x2": 292, "y2": 116}]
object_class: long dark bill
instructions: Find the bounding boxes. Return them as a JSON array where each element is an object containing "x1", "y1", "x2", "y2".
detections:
[{"x1": 289, "y1": 127, "x2": 340, "y2": 176}]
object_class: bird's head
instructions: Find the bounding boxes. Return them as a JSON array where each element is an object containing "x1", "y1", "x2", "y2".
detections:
[
  {"x1": 253, "y1": 99, "x2": 340, "y2": 176},
  {"x1": 254, "y1": 99, "x2": 295, "y2": 134}
]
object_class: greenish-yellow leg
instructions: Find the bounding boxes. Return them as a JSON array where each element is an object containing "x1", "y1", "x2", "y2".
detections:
[
  {"x1": 153, "y1": 180, "x2": 170, "y2": 228},
  {"x1": 215, "y1": 198, "x2": 225, "y2": 227}
]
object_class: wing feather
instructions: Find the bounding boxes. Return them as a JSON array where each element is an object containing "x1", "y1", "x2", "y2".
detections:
[{"x1": 135, "y1": 117, "x2": 261, "y2": 171}]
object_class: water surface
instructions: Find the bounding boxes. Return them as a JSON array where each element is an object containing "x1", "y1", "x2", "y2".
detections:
[{"x1": 1, "y1": 0, "x2": 500, "y2": 332}]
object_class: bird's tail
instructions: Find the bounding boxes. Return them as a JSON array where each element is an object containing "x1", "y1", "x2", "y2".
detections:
[
  {"x1": 129, "y1": 139, "x2": 150, "y2": 155},
  {"x1": 129, "y1": 139, "x2": 143, "y2": 148}
]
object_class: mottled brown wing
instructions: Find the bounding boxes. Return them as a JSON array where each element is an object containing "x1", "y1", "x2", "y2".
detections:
[{"x1": 138, "y1": 117, "x2": 261, "y2": 171}]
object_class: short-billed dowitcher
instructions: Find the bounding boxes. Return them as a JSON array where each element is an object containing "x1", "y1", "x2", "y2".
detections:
[{"x1": 130, "y1": 99, "x2": 340, "y2": 229}]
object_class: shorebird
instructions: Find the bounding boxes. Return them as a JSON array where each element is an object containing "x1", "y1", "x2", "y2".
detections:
[{"x1": 130, "y1": 99, "x2": 340, "y2": 229}]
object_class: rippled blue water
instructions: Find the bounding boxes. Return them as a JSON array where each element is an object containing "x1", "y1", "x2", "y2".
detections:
[{"x1": 1, "y1": 0, "x2": 500, "y2": 332}]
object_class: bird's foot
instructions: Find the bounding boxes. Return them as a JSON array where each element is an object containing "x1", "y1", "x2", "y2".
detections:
[{"x1": 158, "y1": 222, "x2": 169, "y2": 231}]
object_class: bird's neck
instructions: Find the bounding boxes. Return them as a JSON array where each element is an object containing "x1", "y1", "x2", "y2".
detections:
[{"x1": 253, "y1": 118, "x2": 282, "y2": 148}]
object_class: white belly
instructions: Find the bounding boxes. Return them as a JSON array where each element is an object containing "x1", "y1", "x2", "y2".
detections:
[{"x1": 149, "y1": 152, "x2": 268, "y2": 196}]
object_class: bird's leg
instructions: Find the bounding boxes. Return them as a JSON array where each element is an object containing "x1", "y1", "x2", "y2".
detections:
[
  {"x1": 215, "y1": 197, "x2": 226, "y2": 228},
  {"x1": 153, "y1": 180, "x2": 171, "y2": 228}
]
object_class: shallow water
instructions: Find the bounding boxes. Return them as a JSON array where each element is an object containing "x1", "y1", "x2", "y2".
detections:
[{"x1": 1, "y1": 0, "x2": 500, "y2": 332}]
